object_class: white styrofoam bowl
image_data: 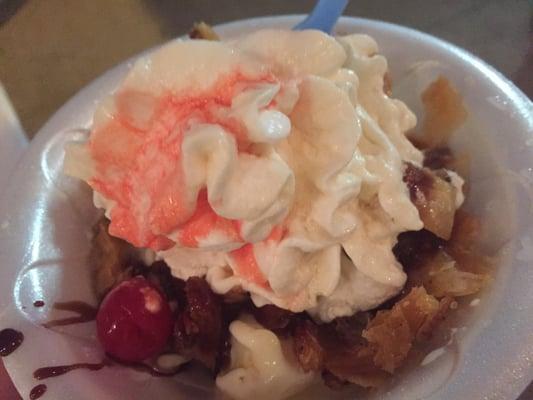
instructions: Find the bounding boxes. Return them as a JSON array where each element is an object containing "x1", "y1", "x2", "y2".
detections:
[{"x1": 0, "y1": 16, "x2": 532, "y2": 400}]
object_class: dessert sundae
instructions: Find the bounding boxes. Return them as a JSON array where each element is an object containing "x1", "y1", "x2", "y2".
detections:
[{"x1": 64, "y1": 25, "x2": 490, "y2": 399}]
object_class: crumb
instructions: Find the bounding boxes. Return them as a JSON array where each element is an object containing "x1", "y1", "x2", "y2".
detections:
[{"x1": 469, "y1": 298, "x2": 480, "y2": 307}]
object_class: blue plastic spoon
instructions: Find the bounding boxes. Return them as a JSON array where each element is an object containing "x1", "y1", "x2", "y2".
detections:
[{"x1": 293, "y1": 0, "x2": 349, "y2": 33}]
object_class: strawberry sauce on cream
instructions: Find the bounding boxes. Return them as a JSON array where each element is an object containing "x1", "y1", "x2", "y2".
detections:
[{"x1": 64, "y1": 30, "x2": 464, "y2": 332}]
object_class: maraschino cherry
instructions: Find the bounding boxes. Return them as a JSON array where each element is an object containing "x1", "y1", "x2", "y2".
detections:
[{"x1": 96, "y1": 277, "x2": 173, "y2": 362}]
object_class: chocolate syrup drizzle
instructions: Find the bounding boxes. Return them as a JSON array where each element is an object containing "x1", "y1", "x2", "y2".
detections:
[
  {"x1": 3, "y1": 298, "x2": 186, "y2": 399},
  {"x1": 42, "y1": 301, "x2": 97, "y2": 328},
  {"x1": 34, "y1": 360, "x2": 110, "y2": 380},
  {"x1": 29, "y1": 384, "x2": 47, "y2": 400},
  {"x1": 1, "y1": 324, "x2": 185, "y2": 400},
  {"x1": 33, "y1": 356, "x2": 187, "y2": 382},
  {"x1": 0, "y1": 328, "x2": 24, "y2": 357}
]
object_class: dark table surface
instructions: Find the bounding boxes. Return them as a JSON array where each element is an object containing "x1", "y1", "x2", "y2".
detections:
[{"x1": 0, "y1": 0, "x2": 532, "y2": 399}]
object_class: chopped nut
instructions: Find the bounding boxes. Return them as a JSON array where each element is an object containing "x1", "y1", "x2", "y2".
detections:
[
  {"x1": 173, "y1": 277, "x2": 223, "y2": 371},
  {"x1": 293, "y1": 319, "x2": 324, "y2": 372},
  {"x1": 403, "y1": 163, "x2": 457, "y2": 240},
  {"x1": 423, "y1": 146, "x2": 455, "y2": 170},
  {"x1": 323, "y1": 344, "x2": 388, "y2": 388},
  {"x1": 419, "y1": 77, "x2": 468, "y2": 148},
  {"x1": 363, "y1": 287, "x2": 450, "y2": 373},
  {"x1": 189, "y1": 22, "x2": 220, "y2": 41},
  {"x1": 91, "y1": 217, "x2": 133, "y2": 298},
  {"x1": 252, "y1": 304, "x2": 292, "y2": 332},
  {"x1": 416, "y1": 250, "x2": 489, "y2": 298},
  {"x1": 321, "y1": 370, "x2": 349, "y2": 390}
]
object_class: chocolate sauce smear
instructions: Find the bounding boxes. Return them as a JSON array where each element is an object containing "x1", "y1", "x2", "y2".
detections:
[
  {"x1": 107, "y1": 354, "x2": 189, "y2": 377},
  {"x1": 33, "y1": 357, "x2": 187, "y2": 382},
  {"x1": 42, "y1": 301, "x2": 97, "y2": 328},
  {"x1": 34, "y1": 361, "x2": 109, "y2": 380},
  {"x1": 33, "y1": 300, "x2": 45, "y2": 308},
  {"x1": 29, "y1": 384, "x2": 47, "y2": 400},
  {"x1": 0, "y1": 328, "x2": 24, "y2": 356}
]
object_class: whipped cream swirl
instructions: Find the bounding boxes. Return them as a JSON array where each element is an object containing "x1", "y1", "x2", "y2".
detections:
[{"x1": 65, "y1": 29, "x2": 463, "y2": 324}]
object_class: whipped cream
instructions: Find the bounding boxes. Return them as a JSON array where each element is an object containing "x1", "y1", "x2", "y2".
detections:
[{"x1": 65, "y1": 29, "x2": 463, "y2": 323}]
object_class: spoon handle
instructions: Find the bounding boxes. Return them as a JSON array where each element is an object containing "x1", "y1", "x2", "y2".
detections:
[{"x1": 293, "y1": 0, "x2": 349, "y2": 33}]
